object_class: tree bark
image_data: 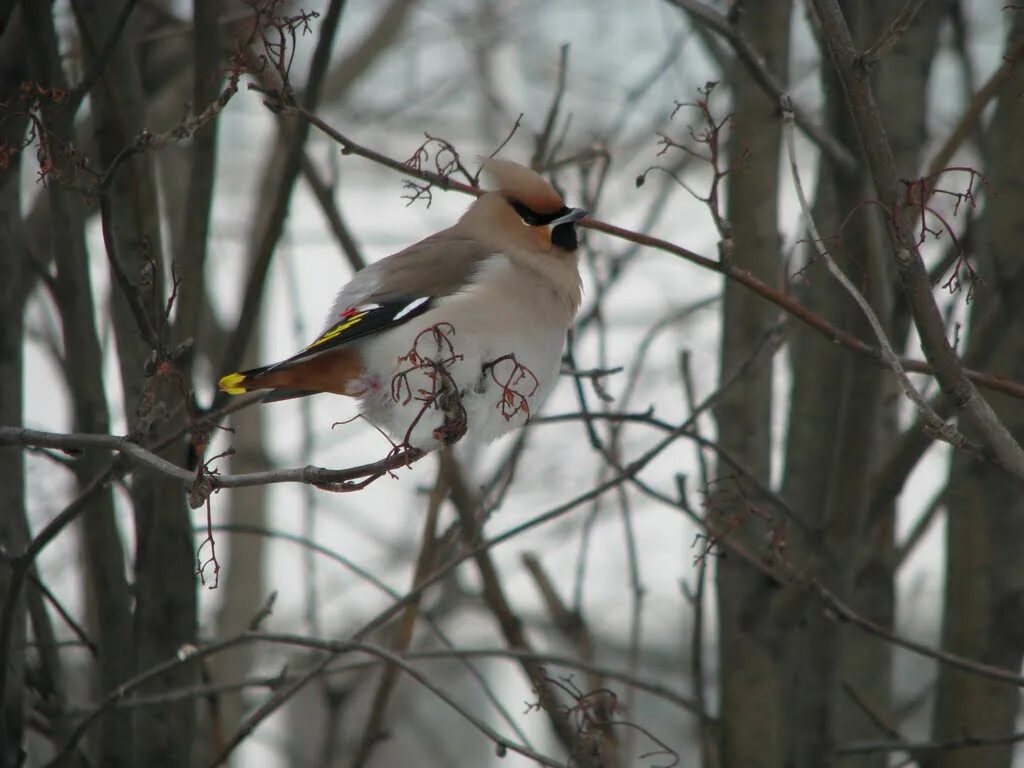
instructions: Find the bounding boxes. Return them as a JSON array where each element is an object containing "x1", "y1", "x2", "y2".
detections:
[
  {"x1": 210, "y1": 355, "x2": 270, "y2": 745},
  {"x1": 712, "y1": 4, "x2": 790, "y2": 767},
  {"x1": 929, "y1": 10, "x2": 1024, "y2": 767},
  {"x1": 74, "y1": 3, "x2": 198, "y2": 764},
  {"x1": 836, "y1": 5, "x2": 947, "y2": 765},
  {"x1": 780, "y1": 3, "x2": 895, "y2": 764},
  {"x1": 22, "y1": 4, "x2": 137, "y2": 765},
  {"x1": 0, "y1": 14, "x2": 28, "y2": 763}
]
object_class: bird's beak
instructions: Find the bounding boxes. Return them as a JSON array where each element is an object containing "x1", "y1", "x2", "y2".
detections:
[{"x1": 551, "y1": 207, "x2": 588, "y2": 227}]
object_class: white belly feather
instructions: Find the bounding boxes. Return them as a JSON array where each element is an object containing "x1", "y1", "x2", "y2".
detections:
[{"x1": 353, "y1": 255, "x2": 572, "y2": 450}]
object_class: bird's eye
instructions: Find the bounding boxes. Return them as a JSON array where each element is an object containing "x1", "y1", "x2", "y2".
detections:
[
  {"x1": 509, "y1": 199, "x2": 575, "y2": 228},
  {"x1": 510, "y1": 199, "x2": 542, "y2": 226}
]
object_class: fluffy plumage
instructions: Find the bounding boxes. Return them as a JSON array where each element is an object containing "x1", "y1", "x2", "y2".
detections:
[{"x1": 219, "y1": 159, "x2": 586, "y2": 450}]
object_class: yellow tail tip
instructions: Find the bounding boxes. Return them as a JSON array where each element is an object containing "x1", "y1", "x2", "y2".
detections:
[{"x1": 219, "y1": 372, "x2": 248, "y2": 395}]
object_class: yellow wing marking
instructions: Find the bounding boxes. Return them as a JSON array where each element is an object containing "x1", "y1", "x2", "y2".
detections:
[{"x1": 305, "y1": 311, "x2": 368, "y2": 351}]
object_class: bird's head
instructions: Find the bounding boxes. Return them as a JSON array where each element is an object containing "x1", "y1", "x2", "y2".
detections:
[{"x1": 461, "y1": 158, "x2": 587, "y2": 255}]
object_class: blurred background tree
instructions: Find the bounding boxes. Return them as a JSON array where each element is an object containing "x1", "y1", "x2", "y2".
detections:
[{"x1": 1, "y1": 1, "x2": 1023, "y2": 767}]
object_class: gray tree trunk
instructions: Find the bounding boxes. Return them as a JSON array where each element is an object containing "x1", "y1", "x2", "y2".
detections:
[
  {"x1": 75, "y1": 4, "x2": 198, "y2": 764},
  {"x1": 713, "y1": 4, "x2": 790, "y2": 767},
  {"x1": 929, "y1": 10, "x2": 1024, "y2": 768},
  {"x1": 22, "y1": 4, "x2": 137, "y2": 765},
  {"x1": 836, "y1": 4, "x2": 948, "y2": 764},
  {"x1": 0, "y1": 16, "x2": 28, "y2": 762},
  {"x1": 211, "y1": 366, "x2": 270, "y2": 745},
  {"x1": 780, "y1": 4, "x2": 891, "y2": 764}
]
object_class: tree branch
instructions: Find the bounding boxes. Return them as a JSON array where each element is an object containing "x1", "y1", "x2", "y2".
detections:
[
  {"x1": 206, "y1": 428, "x2": 688, "y2": 764},
  {"x1": 664, "y1": 0, "x2": 857, "y2": 174},
  {"x1": 925, "y1": 36, "x2": 1024, "y2": 182},
  {"x1": 781, "y1": 96, "x2": 975, "y2": 454},
  {"x1": 0, "y1": 427, "x2": 425, "y2": 494},
  {"x1": 213, "y1": 0, "x2": 348, "y2": 404},
  {"x1": 46, "y1": 633, "x2": 567, "y2": 768},
  {"x1": 810, "y1": 0, "x2": 1024, "y2": 480},
  {"x1": 858, "y1": 0, "x2": 926, "y2": 70}
]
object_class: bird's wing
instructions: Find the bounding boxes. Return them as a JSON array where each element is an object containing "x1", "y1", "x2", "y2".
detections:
[
  {"x1": 311, "y1": 234, "x2": 493, "y2": 354},
  {"x1": 327, "y1": 232, "x2": 493, "y2": 317},
  {"x1": 295, "y1": 294, "x2": 435, "y2": 362},
  {"x1": 218, "y1": 236, "x2": 493, "y2": 397}
]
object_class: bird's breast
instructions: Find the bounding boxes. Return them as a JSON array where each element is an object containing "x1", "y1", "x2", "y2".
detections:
[{"x1": 354, "y1": 269, "x2": 572, "y2": 449}]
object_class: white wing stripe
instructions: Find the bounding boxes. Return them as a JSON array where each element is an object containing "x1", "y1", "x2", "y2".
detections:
[{"x1": 392, "y1": 296, "x2": 431, "y2": 321}]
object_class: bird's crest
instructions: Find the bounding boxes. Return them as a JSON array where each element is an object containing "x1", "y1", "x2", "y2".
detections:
[{"x1": 481, "y1": 158, "x2": 564, "y2": 214}]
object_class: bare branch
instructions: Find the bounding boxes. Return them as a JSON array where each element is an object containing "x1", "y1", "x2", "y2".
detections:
[
  {"x1": 46, "y1": 634, "x2": 568, "y2": 768},
  {"x1": 213, "y1": 0, "x2": 348, "y2": 406},
  {"x1": 347, "y1": 458, "x2": 449, "y2": 768},
  {"x1": 664, "y1": 0, "x2": 857, "y2": 174},
  {"x1": 810, "y1": 0, "x2": 1024, "y2": 480},
  {"x1": 0, "y1": 427, "x2": 426, "y2": 494},
  {"x1": 859, "y1": 0, "x2": 927, "y2": 70},
  {"x1": 300, "y1": 151, "x2": 366, "y2": 271},
  {"x1": 445, "y1": 453, "x2": 601, "y2": 764},
  {"x1": 836, "y1": 729, "x2": 1024, "y2": 757},
  {"x1": 531, "y1": 43, "x2": 570, "y2": 172},
  {"x1": 925, "y1": 36, "x2": 1024, "y2": 182},
  {"x1": 207, "y1": 427, "x2": 692, "y2": 763},
  {"x1": 781, "y1": 96, "x2": 974, "y2": 454}
]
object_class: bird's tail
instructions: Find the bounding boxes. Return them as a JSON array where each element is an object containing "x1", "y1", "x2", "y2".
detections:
[
  {"x1": 218, "y1": 363, "x2": 292, "y2": 394},
  {"x1": 218, "y1": 349, "x2": 363, "y2": 398}
]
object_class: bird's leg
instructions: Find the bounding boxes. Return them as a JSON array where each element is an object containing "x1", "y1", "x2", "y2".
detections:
[{"x1": 431, "y1": 363, "x2": 467, "y2": 445}]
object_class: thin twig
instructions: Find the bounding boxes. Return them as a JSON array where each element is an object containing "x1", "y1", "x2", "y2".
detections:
[
  {"x1": 684, "y1": 557, "x2": 713, "y2": 768},
  {"x1": 781, "y1": 96, "x2": 973, "y2": 453},
  {"x1": 836, "y1": 729, "x2": 1024, "y2": 756},
  {"x1": 664, "y1": 0, "x2": 857, "y2": 174},
  {"x1": 893, "y1": 487, "x2": 946, "y2": 568},
  {"x1": 299, "y1": 151, "x2": 366, "y2": 271},
  {"x1": 68, "y1": 0, "x2": 141, "y2": 107},
  {"x1": 0, "y1": 427, "x2": 425, "y2": 494},
  {"x1": 806, "y1": 572, "x2": 1024, "y2": 690},
  {"x1": 809, "y1": 0, "x2": 1024, "y2": 480},
  {"x1": 531, "y1": 43, "x2": 570, "y2": 172},
  {"x1": 679, "y1": 350, "x2": 711, "y2": 490},
  {"x1": 213, "y1": 427, "x2": 695, "y2": 764},
  {"x1": 678, "y1": 350, "x2": 713, "y2": 767},
  {"x1": 347, "y1": 455, "x2": 450, "y2": 768},
  {"x1": 859, "y1": 0, "x2": 927, "y2": 69},
  {"x1": 25, "y1": 571, "x2": 97, "y2": 657},
  {"x1": 841, "y1": 679, "x2": 904, "y2": 742},
  {"x1": 924, "y1": 36, "x2": 1024, "y2": 183},
  {"x1": 47, "y1": 634, "x2": 567, "y2": 768}
]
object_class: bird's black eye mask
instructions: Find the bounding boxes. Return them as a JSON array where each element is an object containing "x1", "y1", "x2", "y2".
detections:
[
  {"x1": 509, "y1": 199, "x2": 573, "y2": 227},
  {"x1": 508, "y1": 198, "x2": 582, "y2": 251}
]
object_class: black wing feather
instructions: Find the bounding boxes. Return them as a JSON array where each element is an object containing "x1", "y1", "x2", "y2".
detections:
[{"x1": 271, "y1": 295, "x2": 434, "y2": 372}]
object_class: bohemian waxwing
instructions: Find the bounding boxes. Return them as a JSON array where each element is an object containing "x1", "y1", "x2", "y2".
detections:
[{"x1": 218, "y1": 158, "x2": 587, "y2": 451}]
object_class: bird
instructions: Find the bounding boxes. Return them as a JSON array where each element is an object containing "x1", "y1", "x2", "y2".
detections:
[{"x1": 218, "y1": 158, "x2": 587, "y2": 451}]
